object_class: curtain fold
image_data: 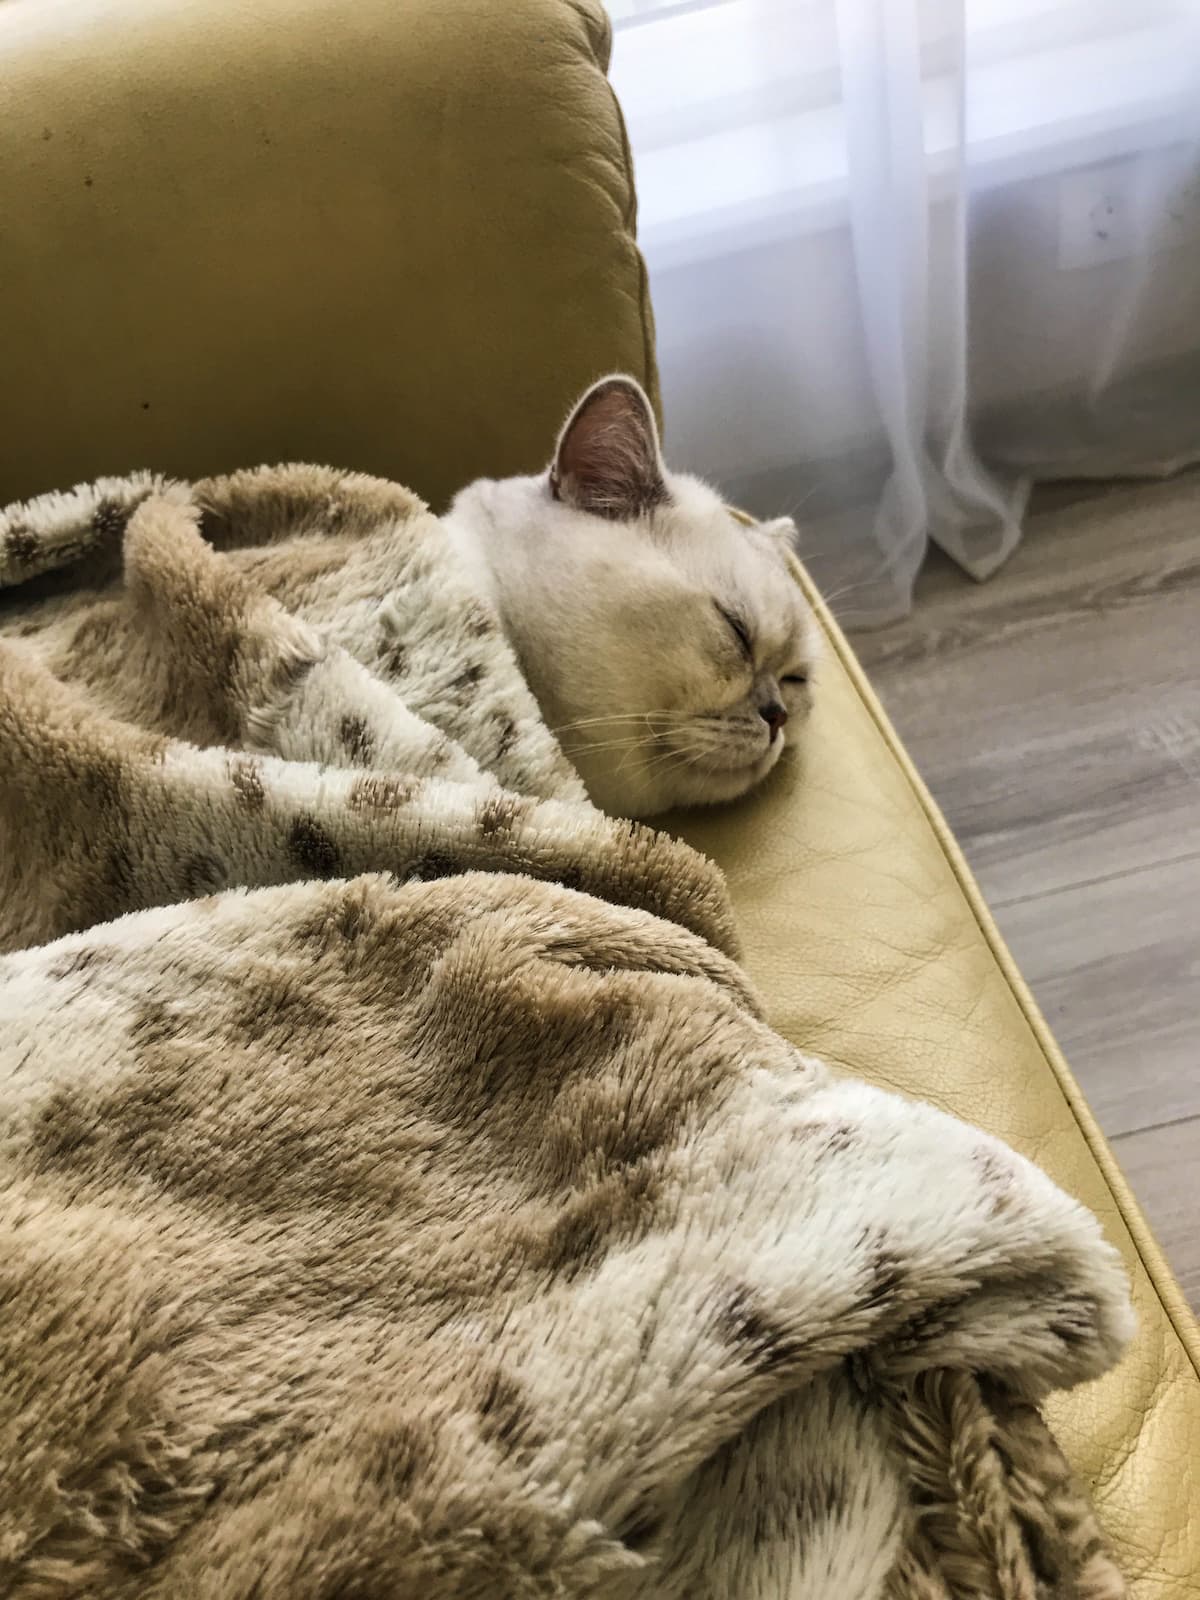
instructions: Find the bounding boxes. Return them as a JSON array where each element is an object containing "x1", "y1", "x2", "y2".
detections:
[{"x1": 610, "y1": 0, "x2": 1200, "y2": 624}]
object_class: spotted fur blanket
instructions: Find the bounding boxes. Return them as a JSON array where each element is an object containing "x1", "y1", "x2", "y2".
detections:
[{"x1": 0, "y1": 468, "x2": 1133, "y2": 1599}]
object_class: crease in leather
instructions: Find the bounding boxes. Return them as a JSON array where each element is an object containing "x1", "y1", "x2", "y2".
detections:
[{"x1": 790, "y1": 559, "x2": 1200, "y2": 1389}]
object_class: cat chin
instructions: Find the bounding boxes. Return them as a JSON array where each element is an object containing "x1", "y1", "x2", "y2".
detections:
[{"x1": 588, "y1": 738, "x2": 784, "y2": 820}]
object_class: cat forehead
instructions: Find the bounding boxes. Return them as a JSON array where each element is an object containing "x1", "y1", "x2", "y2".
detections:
[
  {"x1": 655, "y1": 486, "x2": 805, "y2": 616},
  {"x1": 662, "y1": 474, "x2": 796, "y2": 558},
  {"x1": 660, "y1": 472, "x2": 737, "y2": 529}
]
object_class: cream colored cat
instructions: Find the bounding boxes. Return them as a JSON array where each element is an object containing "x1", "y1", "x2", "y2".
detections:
[{"x1": 444, "y1": 375, "x2": 816, "y2": 819}]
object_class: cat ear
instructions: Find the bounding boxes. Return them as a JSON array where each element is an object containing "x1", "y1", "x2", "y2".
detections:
[
  {"x1": 549, "y1": 375, "x2": 667, "y2": 520},
  {"x1": 761, "y1": 516, "x2": 799, "y2": 552},
  {"x1": 727, "y1": 506, "x2": 799, "y2": 552}
]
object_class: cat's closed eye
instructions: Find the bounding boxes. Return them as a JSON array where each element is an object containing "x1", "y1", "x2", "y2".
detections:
[
  {"x1": 716, "y1": 602, "x2": 753, "y2": 660},
  {"x1": 781, "y1": 672, "x2": 809, "y2": 686}
]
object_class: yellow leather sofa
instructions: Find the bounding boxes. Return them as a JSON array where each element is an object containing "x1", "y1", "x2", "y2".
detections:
[{"x1": 3, "y1": 0, "x2": 1197, "y2": 1590}]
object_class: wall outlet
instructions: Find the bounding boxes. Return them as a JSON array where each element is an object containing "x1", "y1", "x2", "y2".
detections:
[{"x1": 1058, "y1": 153, "x2": 1200, "y2": 271}]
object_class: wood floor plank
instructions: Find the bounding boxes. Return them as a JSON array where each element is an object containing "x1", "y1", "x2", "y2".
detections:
[
  {"x1": 881, "y1": 707, "x2": 1200, "y2": 907},
  {"x1": 851, "y1": 473, "x2": 1200, "y2": 679},
  {"x1": 988, "y1": 855, "x2": 1200, "y2": 1137},
  {"x1": 851, "y1": 480, "x2": 1200, "y2": 907}
]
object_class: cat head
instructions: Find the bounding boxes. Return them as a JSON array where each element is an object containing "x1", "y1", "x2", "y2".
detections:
[{"x1": 447, "y1": 374, "x2": 817, "y2": 819}]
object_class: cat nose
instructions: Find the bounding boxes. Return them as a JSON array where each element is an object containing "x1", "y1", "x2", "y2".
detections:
[{"x1": 759, "y1": 701, "x2": 788, "y2": 741}]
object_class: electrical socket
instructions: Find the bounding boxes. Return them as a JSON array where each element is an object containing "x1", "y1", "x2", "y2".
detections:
[{"x1": 1058, "y1": 154, "x2": 1200, "y2": 271}]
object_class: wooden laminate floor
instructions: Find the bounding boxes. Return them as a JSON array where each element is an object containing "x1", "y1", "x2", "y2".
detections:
[{"x1": 848, "y1": 472, "x2": 1200, "y2": 1313}]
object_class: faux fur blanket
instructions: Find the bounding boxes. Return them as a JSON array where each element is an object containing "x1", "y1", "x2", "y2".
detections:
[{"x1": 0, "y1": 468, "x2": 1133, "y2": 1599}]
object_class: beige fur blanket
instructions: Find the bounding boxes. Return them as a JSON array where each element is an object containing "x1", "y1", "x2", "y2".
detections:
[{"x1": 0, "y1": 468, "x2": 1133, "y2": 1599}]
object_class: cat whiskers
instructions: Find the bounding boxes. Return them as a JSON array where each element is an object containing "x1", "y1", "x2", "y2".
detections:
[
  {"x1": 563, "y1": 735, "x2": 663, "y2": 757},
  {"x1": 553, "y1": 710, "x2": 696, "y2": 774},
  {"x1": 802, "y1": 575, "x2": 882, "y2": 616},
  {"x1": 567, "y1": 733, "x2": 682, "y2": 783},
  {"x1": 551, "y1": 709, "x2": 692, "y2": 735},
  {"x1": 658, "y1": 714, "x2": 776, "y2": 776},
  {"x1": 633, "y1": 741, "x2": 719, "y2": 787},
  {"x1": 556, "y1": 709, "x2": 770, "y2": 789}
]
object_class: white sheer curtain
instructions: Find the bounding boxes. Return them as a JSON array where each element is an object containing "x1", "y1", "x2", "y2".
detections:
[{"x1": 610, "y1": 0, "x2": 1200, "y2": 624}]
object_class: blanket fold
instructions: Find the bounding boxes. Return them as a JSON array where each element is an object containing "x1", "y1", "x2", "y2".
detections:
[
  {"x1": 0, "y1": 469, "x2": 1133, "y2": 1599},
  {"x1": 0, "y1": 470, "x2": 734, "y2": 956}
]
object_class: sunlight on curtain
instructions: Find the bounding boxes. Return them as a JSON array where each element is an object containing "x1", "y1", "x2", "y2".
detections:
[{"x1": 610, "y1": 1, "x2": 1200, "y2": 623}]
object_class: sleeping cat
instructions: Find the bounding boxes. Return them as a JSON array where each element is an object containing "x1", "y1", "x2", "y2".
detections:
[{"x1": 444, "y1": 374, "x2": 816, "y2": 819}]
